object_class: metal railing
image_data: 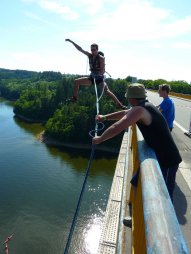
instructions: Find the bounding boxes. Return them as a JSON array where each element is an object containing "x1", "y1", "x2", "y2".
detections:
[
  {"x1": 97, "y1": 125, "x2": 189, "y2": 253},
  {"x1": 129, "y1": 125, "x2": 189, "y2": 254}
]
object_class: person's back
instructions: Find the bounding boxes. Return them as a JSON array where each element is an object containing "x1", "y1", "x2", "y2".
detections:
[
  {"x1": 160, "y1": 97, "x2": 175, "y2": 129},
  {"x1": 137, "y1": 100, "x2": 181, "y2": 168}
]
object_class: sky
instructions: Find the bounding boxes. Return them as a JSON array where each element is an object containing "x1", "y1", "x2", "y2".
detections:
[{"x1": 1, "y1": 0, "x2": 191, "y2": 82}]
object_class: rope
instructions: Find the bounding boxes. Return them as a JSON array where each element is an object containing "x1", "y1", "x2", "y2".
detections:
[
  {"x1": 105, "y1": 71, "x2": 111, "y2": 77},
  {"x1": 63, "y1": 144, "x2": 96, "y2": 254},
  {"x1": 63, "y1": 77, "x2": 105, "y2": 254},
  {"x1": 97, "y1": 76, "x2": 106, "y2": 103}
]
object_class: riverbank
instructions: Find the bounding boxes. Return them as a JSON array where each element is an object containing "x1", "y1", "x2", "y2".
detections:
[
  {"x1": 38, "y1": 131, "x2": 119, "y2": 154},
  {"x1": 14, "y1": 113, "x2": 119, "y2": 154},
  {"x1": 14, "y1": 113, "x2": 46, "y2": 124}
]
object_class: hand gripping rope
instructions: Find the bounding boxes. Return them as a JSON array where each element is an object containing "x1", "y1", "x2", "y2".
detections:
[{"x1": 63, "y1": 77, "x2": 105, "y2": 254}]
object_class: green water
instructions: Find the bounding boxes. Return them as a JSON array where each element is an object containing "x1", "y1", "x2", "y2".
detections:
[{"x1": 0, "y1": 99, "x2": 117, "y2": 254}]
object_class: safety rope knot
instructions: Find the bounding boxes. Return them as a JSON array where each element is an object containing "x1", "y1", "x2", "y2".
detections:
[{"x1": 89, "y1": 121, "x2": 105, "y2": 137}]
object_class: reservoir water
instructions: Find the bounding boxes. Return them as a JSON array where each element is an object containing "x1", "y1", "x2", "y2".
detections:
[{"x1": 0, "y1": 99, "x2": 117, "y2": 254}]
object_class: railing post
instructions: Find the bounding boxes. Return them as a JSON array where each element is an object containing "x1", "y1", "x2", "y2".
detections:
[
  {"x1": 128, "y1": 125, "x2": 147, "y2": 254},
  {"x1": 129, "y1": 125, "x2": 139, "y2": 204}
]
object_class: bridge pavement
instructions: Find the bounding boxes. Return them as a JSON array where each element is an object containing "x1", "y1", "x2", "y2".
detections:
[{"x1": 172, "y1": 124, "x2": 191, "y2": 253}]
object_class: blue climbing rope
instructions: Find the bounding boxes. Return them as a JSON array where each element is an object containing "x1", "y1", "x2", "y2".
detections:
[{"x1": 63, "y1": 77, "x2": 105, "y2": 254}]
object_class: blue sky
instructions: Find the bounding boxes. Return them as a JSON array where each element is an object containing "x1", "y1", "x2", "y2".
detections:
[{"x1": 1, "y1": 0, "x2": 191, "y2": 82}]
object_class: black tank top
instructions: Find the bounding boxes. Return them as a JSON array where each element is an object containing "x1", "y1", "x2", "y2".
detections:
[{"x1": 136, "y1": 100, "x2": 182, "y2": 168}]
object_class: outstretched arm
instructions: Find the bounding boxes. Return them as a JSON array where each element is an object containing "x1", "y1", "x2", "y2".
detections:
[
  {"x1": 65, "y1": 39, "x2": 90, "y2": 56},
  {"x1": 96, "y1": 110, "x2": 129, "y2": 122},
  {"x1": 93, "y1": 107, "x2": 146, "y2": 144}
]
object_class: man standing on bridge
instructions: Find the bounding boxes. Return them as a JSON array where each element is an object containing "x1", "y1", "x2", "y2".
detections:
[{"x1": 92, "y1": 83, "x2": 182, "y2": 202}]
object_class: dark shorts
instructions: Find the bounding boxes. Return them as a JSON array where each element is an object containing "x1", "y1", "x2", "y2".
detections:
[{"x1": 89, "y1": 75, "x2": 104, "y2": 85}]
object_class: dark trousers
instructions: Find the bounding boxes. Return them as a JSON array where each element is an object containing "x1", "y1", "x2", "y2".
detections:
[{"x1": 160, "y1": 165, "x2": 179, "y2": 202}]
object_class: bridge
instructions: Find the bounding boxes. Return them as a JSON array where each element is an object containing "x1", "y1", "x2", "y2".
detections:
[{"x1": 97, "y1": 97, "x2": 191, "y2": 253}]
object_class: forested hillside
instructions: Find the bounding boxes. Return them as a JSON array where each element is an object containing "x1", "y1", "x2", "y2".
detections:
[{"x1": 0, "y1": 68, "x2": 191, "y2": 149}]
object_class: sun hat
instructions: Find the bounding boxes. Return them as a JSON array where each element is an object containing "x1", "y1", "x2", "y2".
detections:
[{"x1": 125, "y1": 83, "x2": 147, "y2": 99}]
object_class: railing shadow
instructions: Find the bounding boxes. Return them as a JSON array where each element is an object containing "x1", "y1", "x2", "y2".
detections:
[{"x1": 174, "y1": 183, "x2": 187, "y2": 225}]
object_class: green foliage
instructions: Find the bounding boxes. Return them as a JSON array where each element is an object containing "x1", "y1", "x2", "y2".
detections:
[
  {"x1": 38, "y1": 71, "x2": 62, "y2": 81},
  {"x1": 0, "y1": 79, "x2": 31, "y2": 100},
  {"x1": 0, "y1": 68, "x2": 38, "y2": 80},
  {"x1": 45, "y1": 96, "x2": 123, "y2": 147},
  {"x1": 1, "y1": 68, "x2": 191, "y2": 148},
  {"x1": 142, "y1": 78, "x2": 191, "y2": 94},
  {"x1": 169, "y1": 81, "x2": 191, "y2": 94},
  {"x1": 14, "y1": 81, "x2": 58, "y2": 120},
  {"x1": 105, "y1": 78, "x2": 128, "y2": 104},
  {"x1": 45, "y1": 104, "x2": 90, "y2": 142}
]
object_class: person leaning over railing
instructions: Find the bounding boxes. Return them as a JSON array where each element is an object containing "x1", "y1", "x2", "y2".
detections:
[{"x1": 92, "y1": 83, "x2": 182, "y2": 203}]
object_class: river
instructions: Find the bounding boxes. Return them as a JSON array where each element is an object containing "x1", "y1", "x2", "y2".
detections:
[{"x1": 0, "y1": 98, "x2": 117, "y2": 254}]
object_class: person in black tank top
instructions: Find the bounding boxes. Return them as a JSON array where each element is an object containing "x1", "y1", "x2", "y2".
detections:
[
  {"x1": 65, "y1": 39, "x2": 127, "y2": 109},
  {"x1": 92, "y1": 83, "x2": 182, "y2": 201},
  {"x1": 136, "y1": 100, "x2": 181, "y2": 168}
]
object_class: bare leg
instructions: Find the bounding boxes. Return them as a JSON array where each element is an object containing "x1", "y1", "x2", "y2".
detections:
[
  {"x1": 73, "y1": 77, "x2": 92, "y2": 98},
  {"x1": 100, "y1": 82, "x2": 127, "y2": 109}
]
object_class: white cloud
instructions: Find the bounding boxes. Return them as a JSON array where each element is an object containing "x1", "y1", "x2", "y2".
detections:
[
  {"x1": 39, "y1": 0, "x2": 79, "y2": 20},
  {"x1": 24, "y1": 11, "x2": 64, "y2": 30},
  {"x1": 5, "y1": 0, "x2": 191, "y2": 82},
  {"x1": 78, "y1": 0, "x2": 103, "y2": 15},
  {"x1": 22, "y1": 0, "x2": 79, "y2": 20},
  {"x1": 0, "y1": 49, "x2": 88, "y2": 74},
  {"x1": 0, "y1": 51, "x2": 56, "y2": 72},
  {"x1": 107, "y1": 51, "x2": 190, "y2": 82},
  {"x1": 172, "y1": 42, "x2": 191, "y2": 49},
  {"x1": 21, "y1": 0, "x2": 191, "y2": 39},
  {"x1": 66, "y1": 0, "x2": 191, "y2": 42}
]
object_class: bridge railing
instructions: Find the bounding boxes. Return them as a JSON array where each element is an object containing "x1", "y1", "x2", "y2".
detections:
[
  {"x1": 97, "y1": 125, "x2": 189, "y2": 254},
  {"x1": 129, "y1": 125, "x2": 189, "y2": 254}
]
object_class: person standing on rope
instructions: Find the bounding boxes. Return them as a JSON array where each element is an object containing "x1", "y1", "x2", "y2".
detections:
[
  {"x1": 92, "y1": 83, "x2": 182, "y2": 202},
  {"x1": 65, "y1": 39, "x2": 127, "y2": 109},
  {"x1": 157, "y1": 84, "x2": 175, "y2": 132}
]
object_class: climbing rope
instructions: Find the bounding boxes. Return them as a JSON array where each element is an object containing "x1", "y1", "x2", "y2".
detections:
[
  {"x1": 63, "y1": 77, "x2": 105, "y2": 254},
  {"x1": 63, "y1": 144, "x2": 96, "y2": 254},
  {"x1": 97, "y1": 76, "x2": 106, "y2": 102}
]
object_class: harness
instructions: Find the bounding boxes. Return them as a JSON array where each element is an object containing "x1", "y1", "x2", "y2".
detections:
[{"x1": 89, "y1": 54, "x2": 102, "y2": 75}]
